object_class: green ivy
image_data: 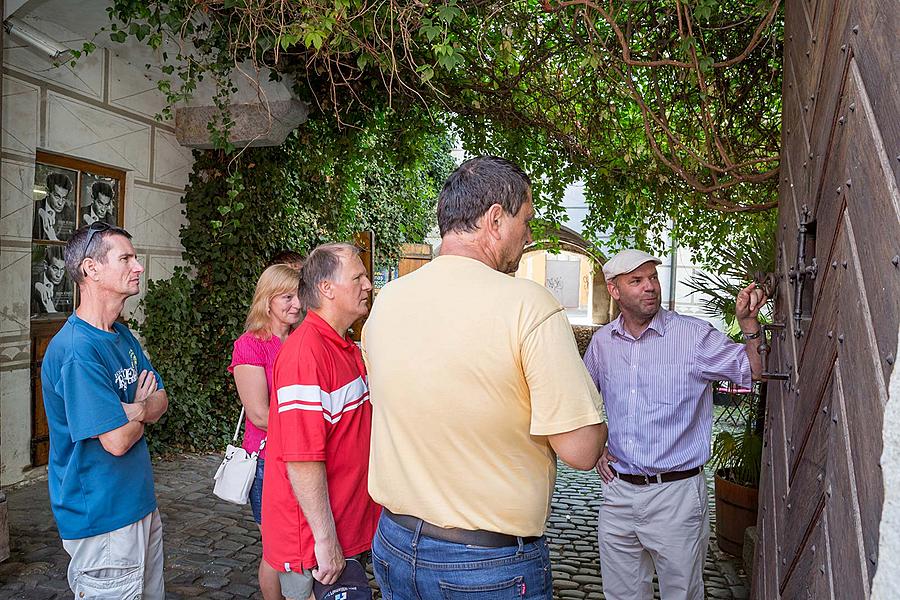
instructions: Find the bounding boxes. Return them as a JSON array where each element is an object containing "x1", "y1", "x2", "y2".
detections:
[{"x1": 138, "y1": 114, "x2": 454, "y2": 453}]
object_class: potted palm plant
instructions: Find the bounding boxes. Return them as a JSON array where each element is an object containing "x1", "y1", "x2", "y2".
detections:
[
  {"x1": 709, "y1": 387, "x2": 764, "y2": 556},
  {"x1": 683, "y1": 221, "x2": 774, "y2": 558}
]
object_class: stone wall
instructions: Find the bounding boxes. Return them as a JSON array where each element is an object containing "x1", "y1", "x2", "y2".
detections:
[{"x1": 0, "y1": 13, "x2": 192, "y2": 485}]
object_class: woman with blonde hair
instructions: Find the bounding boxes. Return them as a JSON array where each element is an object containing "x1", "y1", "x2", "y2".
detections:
[{"x1": 228, "y1": 264, "x2": 302, "y2": 600}]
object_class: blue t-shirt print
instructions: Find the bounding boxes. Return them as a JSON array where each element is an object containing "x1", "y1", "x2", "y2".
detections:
[{"x1": 41, "y1": 314, "x2": 164, "y2": 539}]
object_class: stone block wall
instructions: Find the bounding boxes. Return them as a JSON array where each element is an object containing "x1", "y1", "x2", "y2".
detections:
[{"x1": 0, "y1": 15, "x2": 192, "y2": 485}]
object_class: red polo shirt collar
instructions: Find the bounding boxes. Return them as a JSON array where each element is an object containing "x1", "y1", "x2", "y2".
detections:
[{"x1": 304, "y1": 310, "x2": 355, "y2": 349}]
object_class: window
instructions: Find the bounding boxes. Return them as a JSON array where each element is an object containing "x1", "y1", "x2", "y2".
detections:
[{"x1": 30, "y1": 151, "x2": 125, "y2": 320}]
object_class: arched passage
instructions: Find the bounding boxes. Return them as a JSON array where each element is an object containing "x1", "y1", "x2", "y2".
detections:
[{"x1": 516, "y1": 226, "x2": 618, "y2": 326}]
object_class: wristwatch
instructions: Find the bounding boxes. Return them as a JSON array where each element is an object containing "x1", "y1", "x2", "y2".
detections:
[{"x1": 741, "y1": 329, "x2": 761, "y2": 340}]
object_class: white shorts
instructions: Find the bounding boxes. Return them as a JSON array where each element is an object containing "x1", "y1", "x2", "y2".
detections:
[{"x1": 62, "y1": 509, "x2": 165, "y2": 600}]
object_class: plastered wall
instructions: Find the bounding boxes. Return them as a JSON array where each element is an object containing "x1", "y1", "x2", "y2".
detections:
[
  {"x1": 872, "y1": 325, "x2": 900, "y2": 599},
  {"x1": 0, "y1": 12, "x2": 192, "y2": 485}
]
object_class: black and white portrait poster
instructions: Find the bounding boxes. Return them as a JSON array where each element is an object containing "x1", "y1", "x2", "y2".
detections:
[
  {"x1": 80, "y1": 172, "x2": 118, "y2": 228},
  {"x1": 32, "y1": 164, "x2": 77, "y2": 242},
  {"x1": 30, "y1": 245, "x2": 73, "y2": 317}
]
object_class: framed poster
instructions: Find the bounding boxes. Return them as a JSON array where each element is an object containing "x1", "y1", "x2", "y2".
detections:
[
  {"x1": 30, "y1": 245, "x2": 73, "y2": 317},
  {"x1": 80, "y1": 172, "x2": 119, "y2": 228},
  {"x1": 32, "y1": 164, "x2": 78, "y2": 242},
  {"x1": 30, "y1": 152, "x2": 126, "y2": 322}
]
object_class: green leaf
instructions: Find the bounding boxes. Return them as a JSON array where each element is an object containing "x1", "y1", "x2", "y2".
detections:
[
  {"x1": 420, "y1": 18, "x2": 441, "y2": 42},
  {"x1": 279, "y1": 32, "x2": 301, "y2": 51},
  {"x1": 437, "y1": 3, "x2": 460, "y2": 24},
  {"x1": 677, "y1": 35, "x2": 696, "y2": 54},
  {"x1": 303, "y1": 31, "x2": 324, "y2": 50},
  {"x1": 417, "y1": 65, "x2": 434, "y2": 82}
]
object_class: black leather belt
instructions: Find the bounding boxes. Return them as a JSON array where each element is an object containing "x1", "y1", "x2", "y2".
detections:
[
  {"x1": 383, "y1": 510, "x2": 541, "y2": 548},
  {"x1": 611, "y1": 466, "x2": 702, "y2": 485}
]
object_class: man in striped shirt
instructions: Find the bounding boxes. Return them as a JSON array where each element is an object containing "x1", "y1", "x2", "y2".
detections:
[
  {"x1": 262, "y1": 243, "x2": 381, "y2": 600},
  {"x1": 583, "y1": 249, "x2": 766, "y2": 600}
]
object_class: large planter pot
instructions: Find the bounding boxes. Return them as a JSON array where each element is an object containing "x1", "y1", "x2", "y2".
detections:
[{"x1": 714, "y1": 470, "x2": 758, "y2": 557}]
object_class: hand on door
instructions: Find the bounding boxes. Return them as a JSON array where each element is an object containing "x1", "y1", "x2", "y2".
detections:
[{"x1": 736, "y1": 282, "x2": 767, "y2": 326}]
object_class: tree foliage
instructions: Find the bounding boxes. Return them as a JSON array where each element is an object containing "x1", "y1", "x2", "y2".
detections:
[
  {"x1": 137, "y1": 114, "x2": 453, "y2": 452},
  {"x1": 101, "y1": 0, "x2": 783, "y2": 266}
]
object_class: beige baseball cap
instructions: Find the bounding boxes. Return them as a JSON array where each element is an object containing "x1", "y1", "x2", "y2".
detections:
[{"x1": 602, "y1": 249, "x2": 662, "y2": 281}]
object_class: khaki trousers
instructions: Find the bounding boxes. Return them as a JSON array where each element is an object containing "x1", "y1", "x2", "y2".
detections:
[{"x1": 597, "y1": 473, "x2": 708, "y2": 600}]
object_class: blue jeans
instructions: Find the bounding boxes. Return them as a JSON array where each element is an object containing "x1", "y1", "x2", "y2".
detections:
[
  {"x1": 249, "y1": 458, "x2": 265, "y2": 525},
  {"x1": 372, "y1": 513, "x2": 552, "y2": 599}
]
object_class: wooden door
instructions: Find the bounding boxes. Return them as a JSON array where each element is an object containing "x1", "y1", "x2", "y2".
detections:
[
  {"x1": 30, "y1": 321, "x2": 64, "y2": 466},
  {"x1": 398, "y1": 243, "x2": 432, "y2": 277},
  {"x1": 753, "y1": 1, "x2": 899, "y2": 598}
]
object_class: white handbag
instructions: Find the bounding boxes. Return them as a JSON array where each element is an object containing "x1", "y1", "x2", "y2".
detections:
[{"x1": 213, "y1": 407, "x2": 266, "y2": 504}]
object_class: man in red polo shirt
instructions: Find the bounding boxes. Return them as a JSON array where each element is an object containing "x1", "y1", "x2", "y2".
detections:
[{"x1": 262, "y1": 242, "x2": 380, "y2": 600}]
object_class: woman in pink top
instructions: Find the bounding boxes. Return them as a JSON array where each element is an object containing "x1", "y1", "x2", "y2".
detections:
[{"x1": 228, "y1": 264, "x2": 302, "y2": 600}]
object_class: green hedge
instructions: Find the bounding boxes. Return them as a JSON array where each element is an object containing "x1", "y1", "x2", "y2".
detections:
[{"x1": 138, "y1": 115, "x2": 454, "y2": 453}]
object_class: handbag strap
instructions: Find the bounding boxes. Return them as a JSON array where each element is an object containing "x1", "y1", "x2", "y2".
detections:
[
  {"x1": 232, "y1": 407, "x2": 245, "y2": 442},
  {"x1": 235, "y1": 407, "x2": 268, "y2": 453}
]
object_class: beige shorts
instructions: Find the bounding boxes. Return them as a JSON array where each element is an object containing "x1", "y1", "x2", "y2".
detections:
[
  {"x1": 278, "y1": 568, "x2": 315, "y2": 600},
  {"x1": 62, "y1": 509, "x2": 165, "y2": 600}
]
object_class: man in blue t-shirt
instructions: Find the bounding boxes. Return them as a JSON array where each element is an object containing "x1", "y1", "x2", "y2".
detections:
[{"x1": 42, "y1": 222, "x2": 169, "y2": 599}]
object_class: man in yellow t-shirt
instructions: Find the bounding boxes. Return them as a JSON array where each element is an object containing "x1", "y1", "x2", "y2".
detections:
[{"x1": 362, "y1": 155, "x2": 608, "y2": 599}]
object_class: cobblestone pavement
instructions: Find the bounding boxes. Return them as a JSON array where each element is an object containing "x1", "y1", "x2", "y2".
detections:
[{"x1": 0, "y1": 454, "x2": 748, "y2": 599}]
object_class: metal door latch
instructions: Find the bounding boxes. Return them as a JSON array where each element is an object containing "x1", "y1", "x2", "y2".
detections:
[
  {"x1": 758, "y1": 322, "x2": 790, "y2": 381},
  {"x1": 787, "y1": 205, "x2": 817, "y2": 337}
]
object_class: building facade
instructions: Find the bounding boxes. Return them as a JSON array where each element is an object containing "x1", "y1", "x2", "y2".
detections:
[
  {"x1": 1, "y1": 4, "x2": 192, "y2": 487},
  {"x1": 0, "y1": 0, "x2": 304, "y2": 489}
]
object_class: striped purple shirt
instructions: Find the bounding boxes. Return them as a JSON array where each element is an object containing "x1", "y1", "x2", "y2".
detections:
[{"x1": 583, "y1": 309, "x2": 751, "y2": 475}]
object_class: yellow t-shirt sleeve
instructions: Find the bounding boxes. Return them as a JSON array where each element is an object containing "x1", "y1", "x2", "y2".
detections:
[{"x1": 522, "y1": 308, "x2": 604, "y2": 436}]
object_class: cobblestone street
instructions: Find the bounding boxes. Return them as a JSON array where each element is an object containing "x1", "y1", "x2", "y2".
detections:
[{"x1": 0, "y1": 454, "x2": 747, "y2": 599}]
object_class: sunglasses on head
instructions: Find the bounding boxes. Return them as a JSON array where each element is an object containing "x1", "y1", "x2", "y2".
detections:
[{"x1": 80, "y1": 221, "x2": 111, "y2": 273}]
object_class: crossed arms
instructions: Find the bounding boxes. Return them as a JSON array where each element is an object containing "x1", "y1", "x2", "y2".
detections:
[{"x1": 99, "y1": 370, "x2": 168, "y2": 456}]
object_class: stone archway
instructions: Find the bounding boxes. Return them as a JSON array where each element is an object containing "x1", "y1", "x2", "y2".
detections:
[{"x1": 520, "y1": 225, "x2": 618, "y2": 327}]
